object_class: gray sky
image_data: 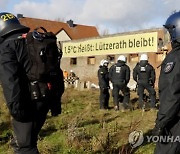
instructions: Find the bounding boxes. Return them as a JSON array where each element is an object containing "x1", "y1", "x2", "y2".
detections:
[{"x1": 1, "y1": 0, "x2": 180, "y2": 34}]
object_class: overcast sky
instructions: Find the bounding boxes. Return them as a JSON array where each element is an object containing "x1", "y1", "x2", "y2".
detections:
[{"x1": 1, "y1": 0, "x2": 180, "y2": 34}]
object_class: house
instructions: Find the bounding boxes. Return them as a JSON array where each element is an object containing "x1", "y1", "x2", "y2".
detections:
[{"x1": 18, "y1": 14, "x2": 99, "y2": 43}]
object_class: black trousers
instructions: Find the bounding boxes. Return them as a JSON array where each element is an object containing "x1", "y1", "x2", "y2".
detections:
[
  {"x1": 112, "y1": 83, "x2": 130, "y2": 107},
  {"x1": 137, "y1": 82, "x2": 156, "y2": 108},
  {"x1": 99, "y1": 88, "x2": 109, "y2": 109},
  {"x1": 11, "y1": 101, "x2": 49, "y2": 154}
]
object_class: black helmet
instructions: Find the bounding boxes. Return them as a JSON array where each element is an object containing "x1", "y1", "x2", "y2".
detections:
[
  {"x1": 164, "y1": 11, "x2": 180, "y2": 43},
  {"x1": 0, "y1": 12, "x2": 30, "y2": 37}
]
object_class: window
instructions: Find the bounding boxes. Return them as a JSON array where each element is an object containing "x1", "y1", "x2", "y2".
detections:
[
  {"x1": 107, "y1": 55, "x2": 115, "y2": 62},
  {"x1": 70, "y1": 58, "x2": 77, "y2": 65},
  {"x1": 87, "y1": 56, "x2": 96, "y2": 65},
  {"x1": 129, "y1": 54, "x2": 139, "y2": 62},
  {"x1": 158, "y1": 38, "x2": 163, "y2": 49}
]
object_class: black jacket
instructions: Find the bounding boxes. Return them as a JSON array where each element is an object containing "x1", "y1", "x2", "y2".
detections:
[
  {"x1": 98, "y1": 66, "x2": 109, "y2": 89},
  {"x1": 156, "y1": 44, "x2": 180, "y2": 129},
  {"x1": 0, "y1": 33, "x2": 33, "y2": 122},
  {"x1": 133, "y1": 60, "x2": 155, "y2": 84},
  {"x1": 109, "y1": 61, "x2": 130, "y2": 84}
]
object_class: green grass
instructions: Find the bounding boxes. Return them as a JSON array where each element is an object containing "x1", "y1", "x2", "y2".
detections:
[{"x1": 0, "y1": 87, "x2": 157, "y2": 154}]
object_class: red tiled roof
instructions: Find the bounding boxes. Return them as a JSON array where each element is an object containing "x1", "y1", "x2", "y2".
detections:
[{"x1": 19, "y1": 17, "x2": 99, "y2": 40}]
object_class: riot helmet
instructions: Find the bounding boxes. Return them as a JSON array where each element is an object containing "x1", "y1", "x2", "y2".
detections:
[
  {"x1": 164, "y1": 11, "x2": 180, "y2": 43},
  {"x1": 0, "y1": 12, "x2": 30, "y2": 38},
  {"x1": 140, "y1": 54, "x2": 148, "y2": 61},
  {"x1": 100, "y1": 59, "x2": 109, "y2": 67},
  {"x1": 117, "y1": 55, "x2": 126, "y2": 62}
]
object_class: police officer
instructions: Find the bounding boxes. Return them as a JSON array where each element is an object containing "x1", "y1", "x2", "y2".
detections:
[
  {"x1": 154, "y1": 12, "x2": 180, "y2": 154},
  {"x1": 109, "y1": 55, "x2": 130, "y2": 111},
  {"x1": 133, "y1": 54, "x2": 156, "y2": 110},
  {"x1": 0, "y1": 12, "x2": 63, "y2": 154},
  {"x1": 98, "y1": 59, "x2": 110, "y2": 109}
]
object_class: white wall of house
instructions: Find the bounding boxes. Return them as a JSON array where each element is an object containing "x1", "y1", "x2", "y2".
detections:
[{"x1": 56, "y1": 30, "x2": 71, "y2": 42}]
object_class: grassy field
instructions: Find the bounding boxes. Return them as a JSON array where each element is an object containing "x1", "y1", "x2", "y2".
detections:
[{"x1": 0, "y1": 87, "x2": 158, "y2": 154}]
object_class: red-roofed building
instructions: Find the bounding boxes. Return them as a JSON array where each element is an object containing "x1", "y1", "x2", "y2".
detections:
[{"x1": 18, "y1": 15, "x2": 99, "y2": 42}]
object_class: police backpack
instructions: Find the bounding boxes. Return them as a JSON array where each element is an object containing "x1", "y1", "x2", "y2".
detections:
[
  {"x1": 26, "y1": 27, "x2": 62, "y2": 81},
  {"x1": 26, "y1": 27, "x2": 63, "y2": 100}
]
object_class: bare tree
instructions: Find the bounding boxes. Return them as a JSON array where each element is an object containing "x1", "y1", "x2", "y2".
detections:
[
  {"x1": 101, "y1": 29, "x2": 109, "y2": 36},
  {"x1": 96, "y1": 24, "x2": 109, "y2": 36},
  {"x1": 55, "y1": 17, "x2": 65, "y2": 22}
]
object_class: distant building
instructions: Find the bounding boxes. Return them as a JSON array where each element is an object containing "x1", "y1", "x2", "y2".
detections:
[
  {"x1": 18, "y1": 14, "x2": 99, "y2": 43},
  {"x1": 61, "y1": 28, "x2": 171, "y2": 88}
]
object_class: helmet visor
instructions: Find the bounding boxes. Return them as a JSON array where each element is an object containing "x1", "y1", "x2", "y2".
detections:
[
  {"x1": 163, "y1": 27, "x2": 171, "y2": 45},
  {"x1": 103, "y1": 62, "x2": 109, "y2": 67}
]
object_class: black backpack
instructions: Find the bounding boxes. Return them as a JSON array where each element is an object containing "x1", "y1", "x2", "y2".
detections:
[
  {"x1": 26, "y1": 27, "x2": 62, "y2": 81},
  {"x1": 25, "y1": 27, "x2": 64, "y2": 101}
]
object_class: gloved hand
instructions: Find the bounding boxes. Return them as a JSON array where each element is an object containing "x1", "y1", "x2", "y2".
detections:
[
  {"x1": 152, "y1": 125, "x2": 171, "y2": 144},
  {"x1": 149, "y1": 79, "x2": 155, "y2": 87},
  {"x1": 152, "y1": 125, "x2": 163, "y2": 136},
  {"x1": 101, "y1": 87, "x2": 109, "y2": 93}
]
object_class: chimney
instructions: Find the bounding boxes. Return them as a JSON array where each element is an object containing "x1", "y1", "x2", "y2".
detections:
[
  {"x1": 17, "y1": 14, "x2": 23, "y2": 19},
  {"x1": 67, "y1": 19, "x2": 74, "y2": 28}
]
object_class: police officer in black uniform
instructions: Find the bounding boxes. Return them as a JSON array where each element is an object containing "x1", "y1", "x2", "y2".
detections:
[
  {"x1": 154, "y1": 11, "x2": 180, "y2": 154},
  {"x1": 133, "y1": 54, "x2": 156, "y2": 109},
  {"x1": 0, "y1": 12, "x2": 63, "y2": 154},
  {"x1": 98, "y1": 59, "x2": 110, "y2": 109},
  {"x1": 109, "y1": 55, "x2": 130, "y2": 111}
]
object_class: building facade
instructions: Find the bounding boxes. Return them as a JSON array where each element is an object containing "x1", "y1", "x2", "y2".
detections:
[{"x1": 61, "y1": 28, "x2": 171, "y2": 88}]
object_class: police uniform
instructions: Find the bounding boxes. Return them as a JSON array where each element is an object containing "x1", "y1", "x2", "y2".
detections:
[
  {"x1": 109, "y1": 60, "x2": 130, "y2": 110},
  {"x1": 0, "y1": 33, "x2": 49, "y2": 154},
  {"x1": 98, "y1": 65, "x2": 110, "y2": 109},
  {"x1": 154, "y1": 11, "x2": 180, "y2": 154},
  {"x1": 133, "y1": 60, "x2": 156, "y2": 109},
  {"x1": 154, "y1": 43, "x2": 180, "y2": 154},
  {"x1": 0, "y1": 12, "x2": 63, "y2": 154}
]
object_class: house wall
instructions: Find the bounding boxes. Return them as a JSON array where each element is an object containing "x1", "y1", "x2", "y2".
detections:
[
  {"x1": 56, "y1": 30, "x2": 71, "y2": 42},
  {"x1": 60, "y1": 53, "x2": 163, "y2": 88}
]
